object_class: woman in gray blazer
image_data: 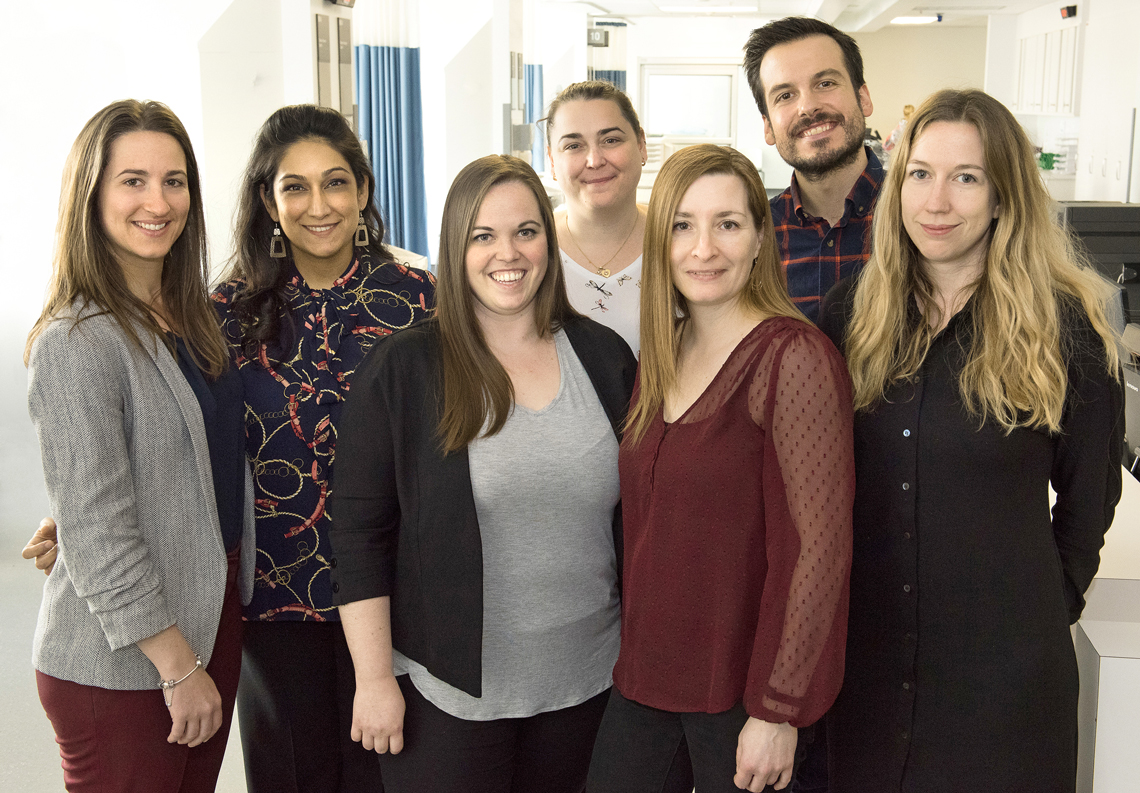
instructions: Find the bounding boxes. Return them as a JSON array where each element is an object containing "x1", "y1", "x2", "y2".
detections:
[{"x1": 25, "y1": 100, "x2": 248, "y2": 792}]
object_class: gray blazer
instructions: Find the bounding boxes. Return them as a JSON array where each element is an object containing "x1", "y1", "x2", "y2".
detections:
[{"x1": 28, "y1": 303, "x2": 243, "y2": 690}]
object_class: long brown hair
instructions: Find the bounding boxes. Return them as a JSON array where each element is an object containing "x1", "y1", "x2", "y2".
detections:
[
  {"x1": 221, "y1": 104, "x2": 395, "y2": 362},
  {"x1": 26, "y1": 100, "x2": 227, "y2": 377},
  {"x1": 627, "y1": 143, "x2": 806, "y2": 443},
  {"x1": 845, "y1": 89, "x2": 1119, "y2": 431},
  {"x1": 435, "y1": 155, "x2": 578, "y2": 454}
]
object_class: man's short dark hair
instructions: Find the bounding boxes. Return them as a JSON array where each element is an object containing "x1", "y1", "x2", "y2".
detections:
[{"x1": 743, "y1": 16, "x2": 866, "y2": 118}]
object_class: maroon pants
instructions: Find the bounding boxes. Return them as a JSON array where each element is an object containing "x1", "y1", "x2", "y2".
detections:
[{"x1": 37, "y1": 547, "x2": 243, "y2": 793}]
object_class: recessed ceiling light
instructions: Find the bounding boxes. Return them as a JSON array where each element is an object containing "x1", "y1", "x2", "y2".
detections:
[
  {"x1": 660, "y1": 5, "x2": 748, "y2": 11},
  {"x1": 891, "y1": 15, "x2": 940, "y2": 24}
]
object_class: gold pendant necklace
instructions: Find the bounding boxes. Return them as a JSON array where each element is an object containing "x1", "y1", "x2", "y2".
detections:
[{"x1": 565, "y1": 213, "x2": 639, "y2": 278}]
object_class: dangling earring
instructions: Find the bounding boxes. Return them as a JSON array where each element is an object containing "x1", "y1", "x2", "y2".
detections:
[
  {"x1": 354, "y1": 211, "x2": 369, "y2": 247},
  {"x1": 270, "y1": 222, "x2": 286, "y2": 259}
]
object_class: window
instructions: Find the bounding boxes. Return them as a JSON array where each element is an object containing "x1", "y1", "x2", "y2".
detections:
[{"x1": 639, "y1": 60, "x2": 740, "y2": 146}]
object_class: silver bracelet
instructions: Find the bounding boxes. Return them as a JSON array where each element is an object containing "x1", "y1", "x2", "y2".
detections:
[{"x1": 160, "y1": 654, "x2": 202, "y2": 708}]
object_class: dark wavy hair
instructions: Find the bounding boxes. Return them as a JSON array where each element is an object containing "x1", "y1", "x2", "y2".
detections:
[
  {"x1": 26, "y1": 99, "x2": 228, "y2": 377},
  {"x1": 221, "y1": 104, "x2": 394, "y2": 361},
  {"x1": 743, "y1": 16, "x2": 866, "y2": 117}
]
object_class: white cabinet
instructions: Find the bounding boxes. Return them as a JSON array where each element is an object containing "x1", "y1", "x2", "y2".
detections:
[
  {"x1": 1073, "y1": 0, "x2": 1140, "y2": 202},
  {"x1": 1058, "y1": 26, "x2": 1078, "y2": 114},
  {"x1": 1014, "y1": 26, "x2": 1080, "y2": 116}
]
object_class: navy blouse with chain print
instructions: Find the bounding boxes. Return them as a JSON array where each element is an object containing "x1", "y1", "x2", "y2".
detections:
[{"x1": 211, "y1": 251, "x2": 436, "y2": 622}]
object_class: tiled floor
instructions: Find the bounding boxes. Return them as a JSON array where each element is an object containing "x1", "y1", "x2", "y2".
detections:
[{"x1": 0, "y1": 554, "x2": 247, "y2": 792}]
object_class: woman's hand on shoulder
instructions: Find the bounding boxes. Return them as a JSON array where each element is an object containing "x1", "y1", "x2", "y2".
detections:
[
  {"x1": 352, "y1": 672, "x2": 405, "y2": 754},
  {"x1": 734, "y1": 717, "x2": 797, "y2": 791},
  {"x1": 21, "y1": 517, "x2": 58, "y2": 575}
]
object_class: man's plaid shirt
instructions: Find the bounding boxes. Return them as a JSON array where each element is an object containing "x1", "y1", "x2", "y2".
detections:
[{"x1": 770, "y1": 148, "x2": 885, "y2": 325}]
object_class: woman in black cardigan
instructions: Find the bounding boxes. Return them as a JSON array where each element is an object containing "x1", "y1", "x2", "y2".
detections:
[{"x1": 329, "y1": 155, "x2": 635, "y2": 793}]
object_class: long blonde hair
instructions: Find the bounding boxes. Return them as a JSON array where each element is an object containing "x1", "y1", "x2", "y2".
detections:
[
  {"x1": 25, "y1": 100, "x2": 228, "y2": 377},
  {"x1": 845, "y1": 89, "x2": 1118, "y2": 432},
  {"x1": 627, "y1": 144, "x2": 805, "y2": 444},
  {"x1": 435, "y1": 155, "x2": 578, "y2": 454}
]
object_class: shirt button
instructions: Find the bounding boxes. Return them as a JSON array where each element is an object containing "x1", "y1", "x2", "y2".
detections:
[
  {"x1": 329, "y1": 558, "x2": 338, "y2": 568},
  {"x1": 332, "y1": 582, "x2": 340, "y2": 593},
  {"x1": 902, "y1": 482, "x2": 910, "y2": 491},
  {"x1": 903, "y1": 682, "x2": 911, "y2": 690},
  {"x1": 903, "y1": 584, "x2": 912, "y2": 593},
  {"x1": 826, "y1": 239, "x2": 835, "y2": 247},
  {"x1": 903, "y1": 429, "x2": 911, "y2": 437},
  {"x1": 904, "y1": 532, "x2": 912, "y2": 539}
]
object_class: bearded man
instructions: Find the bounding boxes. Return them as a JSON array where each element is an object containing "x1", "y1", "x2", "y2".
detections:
[{"x1": 744, "y1": 17, "x2": 884, "y2": 324}]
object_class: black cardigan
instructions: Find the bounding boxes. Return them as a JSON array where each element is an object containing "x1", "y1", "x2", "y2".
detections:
[{"x1": 329, "y1": 315, "x2": 637, "y2": 697}]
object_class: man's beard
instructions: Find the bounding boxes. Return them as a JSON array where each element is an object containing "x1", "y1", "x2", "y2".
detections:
[{"x1": 778, "y1": 111, "x2": 866, "y2": 180}]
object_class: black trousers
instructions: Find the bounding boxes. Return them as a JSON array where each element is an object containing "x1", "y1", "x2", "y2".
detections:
[
  {"x1": 790, "y1": 719, "x2": 827, "y2": 792},
  {"x1": 237, "y1": 620, "x2": 384, "y2": 793},
  {"x1": 378, "y1": 674, "x2": 609, "y2": 793},
  {"x1": 586, "y1": 687, "x2": 801, "y2": 793}
]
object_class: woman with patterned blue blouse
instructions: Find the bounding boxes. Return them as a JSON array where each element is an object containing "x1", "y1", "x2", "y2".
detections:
[{"x1": 211, "y1": 105, "x2": 435, "y2": 792}]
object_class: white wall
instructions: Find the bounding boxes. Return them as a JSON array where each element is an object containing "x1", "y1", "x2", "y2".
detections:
[
  {"x1": 418, "y1": 0, "x2": 510, "y2": 262},
  {"x1": 852, "y1": 25, "x2": 987, "y2": 141},
  {"x1": 533, "y1": 0, "x2": 589, "y2": 166},
  {"x1": 0, "y1": 1, "x2": 233, "y2": 556},
  {"x1": 1071, "y1": 0, "x2": 1140, "y2": 202}
]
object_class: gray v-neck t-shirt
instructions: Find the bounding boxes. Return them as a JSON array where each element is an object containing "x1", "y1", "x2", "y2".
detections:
[{"x1": 393, "y1": 329, "x2": 621, "y2": 719}]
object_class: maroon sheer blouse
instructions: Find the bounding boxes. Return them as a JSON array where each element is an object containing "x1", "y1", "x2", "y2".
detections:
[{"x1": 613, "y1": 316, "x2": 854, "y2": 728}]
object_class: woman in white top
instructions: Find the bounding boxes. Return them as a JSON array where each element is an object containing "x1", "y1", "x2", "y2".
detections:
[{"x1": 543, "y1": 81, "x2": 647, "y2": 354}]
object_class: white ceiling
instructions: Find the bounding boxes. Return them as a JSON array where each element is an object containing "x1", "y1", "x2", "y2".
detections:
[{"x1": 556, "y1": 0, "x2": 1055, "y2": 31}]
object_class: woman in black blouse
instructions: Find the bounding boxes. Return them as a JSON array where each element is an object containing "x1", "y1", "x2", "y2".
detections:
[{"x1": 819, "y1": 89, "x2": 1124, "y2": 793}]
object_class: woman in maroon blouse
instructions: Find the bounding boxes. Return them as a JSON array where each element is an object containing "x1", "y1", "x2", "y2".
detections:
[{"x1": 586, "y1": 144, "x2": 854, "y2": 793}]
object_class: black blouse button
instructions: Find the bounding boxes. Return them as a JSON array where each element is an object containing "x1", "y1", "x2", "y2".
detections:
[
  {"x1": 329, "y1": 558, "x2": 338, "y2": 568},
  {"x1": 903, "y1": 682, "x2": 911, "y2": 690},
  {"x1": 903, "y1": 429, "x2": 911, "y2": 437},
  {"x1": 902, "y1": 482, "x2": 910, "y2": 491},
  {"x1": 903, "y1": 584, "x2": 912, "y2": 593},
  {"x1": 904, "y1": 532, "x2": 912, "y2": 540},
  {"x1": 332, "y1": 582, "x2": 340, "y2": 593}
]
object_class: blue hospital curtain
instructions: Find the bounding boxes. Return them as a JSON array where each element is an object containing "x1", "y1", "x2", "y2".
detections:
[
  {"x1": 592, "y1": 21, "x2": 627, "y2": 91},
  {"x1": 593, "y1": 70, "x2": 626, "y2": 91},
  {"x1": 356, "y1": 43, "x2": 430, "y2": 257},
  {"x1": 525, "y1": 63, "x2": 545, "y2": 171}
]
